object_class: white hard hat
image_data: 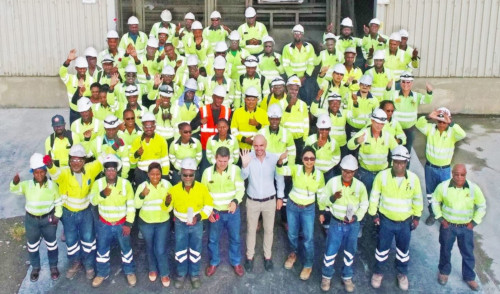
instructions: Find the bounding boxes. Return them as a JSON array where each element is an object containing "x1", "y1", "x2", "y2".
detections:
[
  {"x1": 161, "y1": 9, "x2": 172, "y2": 22},
  {"x1": 102, "y1": 54, "x2": 114, "y2": 64},
  {"x1": 327, "y1": 93, "x2": 342, "y2": 101},
  {"x1": 286, "y1": 75, "x2": 301, "y2": 87},
  {"x1": 142, "y1": 112, "x2": 156, "y2": 123},
  {"x1": 341, "y1": 17, "x2": 353, "y2": 27},
  {"x1": 436, "y1": 107, "x2": 451, "y2": 121},
  {"x1": 369, "y1": 18, "x2": 381, "y2": 26},
  {"x1": 316, "y1": 114, "x2": 332, "y2": 128},
  {"x1": 333, "y1": 63, "x2": 346, "y2": 74},
  {"x1": 213, "y1": 56, "x2": 226, "y2": 69},
  {"x1": 125, "y1": 84, "x2": 139, "y2": 96},
  {"x1": 292, "y1": 24, "x2": 304, "y2": 33},
  {"x1": 270, "y1": 77, "x2": 285, "y2": 87},
  {"x1": 75, "y1": 56, "x2": 88, "y2": 68},
  {"x1": 215, "y1": 41, "x2": 228, "y2": 52},
  {"x1": 158, "y1": 27, "x2": 169, "y2": 35},
  {"x1": 125, "y1": 63, "x2": 137, "y2": 73},
  {"x1": 400, "y1": 71, "x2": 414, "y2": 81},
  {"x1": 184, "y1": 78, "x2": 198, "y2": 90},
  {"x1": 147, "y1": 37, "x2": 159, "y2": 48},
  {"x1": 180, "y1": 158, "x2": 197, "y2": 170},
  {"x1": 184, "y1": 12, "x2": 195, "y2": 20},
  {"x1": 84, "y1": 47, "x2": 98, "y2": 57},
  {"x1": 159, "y1": 85, "x2": 174, "y2": 97},
  {"x1": 30, "y1": 153, "x2": 45, "y2": 170},
  {"x1": 191, "y1": 21, "x2": 203, "y2": 30},
  {"x1": 103, "y1": 153, "x2": 122, "y2": 171},
  {"x1": 210, "y1": 11, "x2": 221, "y2": 19},
  {"x1": 267, "y1": 104, "x2": 283, "y2": 118},
  {"x1": 69, "y1": 144, "x2": 86, "y2": 158},
  {"x1": 103, "y1": 115, "x2": 121, "y2": 129},
  {"x1": 392, "y1": 145, "x2": 410, "y2": 161},
  {"x1": 77, "y1": 97, "x2": 92, "y2": 112},
  {"x1": 187, "y1": 55, "x2": 199, "y2": 66},
  {"x1": 213, "y1": 85, "x2": 227, "y2": 98},
  {"x1": 389, "y1": 32, "x2": 402, "y2": 42},
  {"x1": 245, "y1": 87, "x2": 259, "y2": 98},
  {"x1": 324, "y1": 33, "x2": 336, "y2": 40},
  {"x1": 228, "y1": 30, "x2": 241, "y2": 41},
  {"x1": 359, "y1": 75, "x2": 373, "y2": 86},
  {"x1": 161, "y1": 65, "x2": 175, "y2": 75},
  {"x1": 107, "y1": 30, "x2": 119, "y2": 39},
  {"x1": 262, "y1": 35, "x2": 275, "y2": 44},
  {"x1": 399, "y1": 29, "x2": 409, "y2": 38},
  {"x1": 245, "y1": 7, "x2": 257, "y2": 18},
  {"x1": 345, "y1": 47, "x2": 357, "y2": 54},
  {"x1": 244, "y1": 55, "x2": 258, "y2": 67},
  {"x1": 340, "y1": 154, "x2": 358, "y2": 170},
  {"x1": 128, "y1": 16, "x2": 139, "y2": 25},
  {"x1": 373, "y1": 50, "x2": 385, "y2": 60},
  {"x1": 371, "y1": 108, "x2": 388, "y2": 124}
]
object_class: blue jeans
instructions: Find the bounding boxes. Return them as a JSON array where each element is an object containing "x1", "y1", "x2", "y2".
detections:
[
  {"x1": 439, "y1": 224, "x2": 476, "y2": 281},
  {"x1": 95, "y1": 220, "x2": 135, "y2": 277},
  {"x1": 208, "y1": 208, "x2": 242, "y2": 266},
  {"x1": 299, "y1": 75, "x2": 319, "y2": 106},
  {"x1": 425, "y1": 163, "x2": 451, "y2": 211},
  {"x1": 322, "y1": 218, "x2": 360, "y2": 279},
  {"x1": 139, "y1": 219, "x2": 171, "y2": 277},
  {"x1": 61, "y1": 206, "x2": 96, "y2": 269},
  {"x1": 175, "y1": 219, "x2": 203, "y2": 277},
  {"x1": 356, "y1": 166, "x2": 378, "y2": 194},
  {"x1": 25, "y1": 213, "x2": 58, "y2": 268},
  {"x1": 374, "y1": 214, "x2": 412, "y2": 275},
  {"x1": 287, "y1": 200, "x2": 315, "y2": 268}
]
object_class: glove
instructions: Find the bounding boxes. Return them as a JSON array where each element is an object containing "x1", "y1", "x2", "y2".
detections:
[
  {"x1": 111, "y1": 139, "x2": 124, "y2": 151},
  {"x1": 43, "y1": 155, "x2": 53, "y2": 167},
  {"x1": 410, "y1": 218, "x2": 419, "y2": 231}
]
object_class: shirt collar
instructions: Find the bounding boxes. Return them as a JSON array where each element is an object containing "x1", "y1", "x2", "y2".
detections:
[
  {"x1": 391, "y1": 169, "x2": 408, "y2": 179},
  {"x1": 449, "y1": 180, "x2": 470, "y2": 189},
  {"x1": 399, "y1": 90, "x2": 414, "y2": 97}
]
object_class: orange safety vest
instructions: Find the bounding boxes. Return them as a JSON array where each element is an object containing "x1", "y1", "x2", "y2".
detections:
[{"x1": 199, "y1": 104, "x2": 231, "y2": 149}]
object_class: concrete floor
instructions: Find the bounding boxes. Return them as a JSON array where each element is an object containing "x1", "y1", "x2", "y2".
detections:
[{"x1": 1, "y1": 109, "x2": 499, "y2": 293}]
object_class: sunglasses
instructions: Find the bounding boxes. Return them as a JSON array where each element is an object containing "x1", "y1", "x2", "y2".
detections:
[
  {"x1": 182, "y1": 173, "x2": 195, "y2": 178},
  {"x1": 303, "y1": 156, "x2": 316, "y2": 162}
]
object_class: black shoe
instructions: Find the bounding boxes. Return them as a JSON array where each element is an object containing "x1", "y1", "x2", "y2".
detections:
[
  {"x1": 174, "y1": 276, "x2": 185, "y2": 289},
  {"x1": 264, "y1": 259, "x2": 274, "y2": 272},
  {"x1": 30, "y1": 268, "x2": 40, "y2": 282},
  {"x1": 425, "y1": 214, "x2": 436, "y2": 226},
  {"x1": 50, "y1": 267, "x2": 60, "y2": 280},
  {"x1": 244, "y1": 259, "x2": 254, "y2": 273}
]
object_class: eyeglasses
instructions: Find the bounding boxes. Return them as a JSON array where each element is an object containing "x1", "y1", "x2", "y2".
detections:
[
  {"x1": 143, "y1": 124, "x2": 155, "y2": 129},
  {"x1": 105, "y1": 167, "x2": 117, "y2": 171},
  {"x1": 70, "y1": 158, "x2": 84, "y2": 163},
  {"x1": 182, "y1": 173, "x2": 195, "y2": 178},
  {"x1": 303, "y1": 157, "x2": 316, "y2": 162}
]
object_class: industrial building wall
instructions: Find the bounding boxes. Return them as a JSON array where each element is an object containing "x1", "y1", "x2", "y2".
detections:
[
  {"x1": 0, "y1": 0, "x2": 110, "y2": 76},
  {"x1": 378, "y1": 0, "x2": 500, "y2": 77}
]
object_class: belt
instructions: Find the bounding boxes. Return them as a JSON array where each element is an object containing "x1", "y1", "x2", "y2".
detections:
[
  {"x1": 381, "y1": 214, "x2": 411, "y2": 223},
  {"x1": 426, "y1": 162, "x2": 450, "y2": 169},
  {"x1": 99, "y1": 216, "x2": 126, "y2": 226},
  {"x1": 247, "y1": 195, "x2": 275, "y2": 202},
  {"x1": 27, "y1": 209, "x2": 54, "y2": 219},
  {"x1": 290, "y1": 199, "x2": 314, "y2": 209},
  {"x1": 449, "y1": 222, "x2": 468, "y2": 227}
]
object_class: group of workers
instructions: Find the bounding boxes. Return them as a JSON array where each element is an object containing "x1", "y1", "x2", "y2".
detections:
[{"x1": 10, "y1": 6, "x2": 486, "y2": 292}]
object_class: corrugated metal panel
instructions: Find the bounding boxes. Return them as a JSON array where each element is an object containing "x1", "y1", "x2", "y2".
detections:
[
  {"x1": 0, "y1": 0, "x2": 108, "y2": 76},
  {"x1": 379, "y1": 0, "x2": 500, "y2": 77}
]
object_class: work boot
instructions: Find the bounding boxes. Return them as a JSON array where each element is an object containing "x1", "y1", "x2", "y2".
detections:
[
  {"x1": 284, "y1": 253, "x2": 297, "y2": 269},
  {"x1": 149, "y1": 271, "x2": 158, "y2": 282},
  {"x1": 437, "y1": 273, "x2": 448, "y2": 285},
  {"x1": 425, "y1": 214, "x2": 436, "y2": 226},
  {"x1": 30, "y1": 268, "x2": 40, "y2": 282},
  {"x1": 466, "y1": 280, "x2": 479, "y2": 291},
  {"x1": 343, "y1": 278, "x2": 355, "y2": 292},
  {"x1": 397, "y1": 274, "x2": 409, "y2": 291},
  {"x1": 92, "y1": 276, "x2": 108, "y2": 288},
  {"x1": 50, "y1": 267, "x2": 60, "y2": 281},
  {"x1": 205, "y1": 265, "x2": 217, "y2": 277},
  {"x1": 161, "y1": 276, "x2": 170, "y2": 288},
  {"x1": 371, "y1": 273, "x2": 383, "y2": 288},
  {"x1": 66, "y1": 261, "x2": 82, "y2": 279},
  {"x1": 233, "y1": 265, "x2": 244, "y2": 277},
  {"x1": 174, "y1": 276, "x2": 185, "y2": 289},
  {"x1": 244, "y1": 259, "x2": 254, "y2": 273},
  {"x1": 191, "y1": 276, "x2": 202, "y2": 289},
  {"x1": 126, "y1": 274, "x2": 137, "y2": 287},
  {"x1": 300, "y1": 267, "x2": 312, "y2": 280},
  {"x1": 86, "y1": 268, "x2": 95, "y2": 280},
  {"x1": 320, "y1": 277, "x2": 331, "y2": 291}
]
